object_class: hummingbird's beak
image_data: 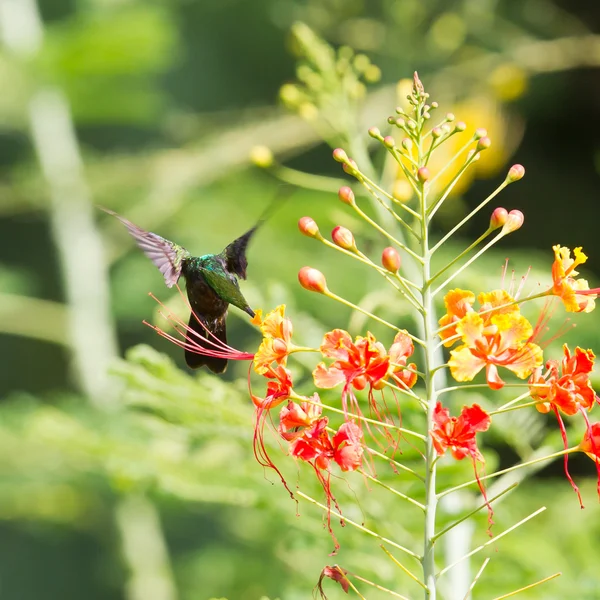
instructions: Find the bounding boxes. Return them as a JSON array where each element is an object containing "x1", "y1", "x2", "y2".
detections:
[{"x1": 245, "y1": 306, "x2": 256, "y2": 318}]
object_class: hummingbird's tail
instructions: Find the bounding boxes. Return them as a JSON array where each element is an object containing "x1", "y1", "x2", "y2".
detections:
[{"x1": 184, "y1": 313, "x2": 228, "y2": 373}]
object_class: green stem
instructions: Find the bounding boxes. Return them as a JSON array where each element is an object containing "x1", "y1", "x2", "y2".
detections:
[
  {"x1": 431, "y1": 181, "x2": 509, "y2": 255},
  {"x1": 419, "y1": 119, "x2": 439, "y2": 600},
  {"x1": 432, "y1": 483, "x2": 518, "y2": 542},
  {"x1": 438, "y1": 448, "x2": 578, "y2": 499},
  {"x1": 437, "y1": 507, "x2": 547, "y2": 578},
  {"x1": 297, "y1": 491, "x2": 421, "y2": 560}
]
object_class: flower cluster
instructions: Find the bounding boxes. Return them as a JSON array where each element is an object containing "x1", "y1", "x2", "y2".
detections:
[{"x1": 143, "y1": 73, "x2": 600, "y2": 596}]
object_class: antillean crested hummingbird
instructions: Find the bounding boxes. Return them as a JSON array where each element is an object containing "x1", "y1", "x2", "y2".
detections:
[{"x1": 102, "y1": 207, "x2": 265, "y2": 374}]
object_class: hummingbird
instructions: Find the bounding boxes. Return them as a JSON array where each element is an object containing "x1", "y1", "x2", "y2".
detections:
[{"x1": 102, "y1": 207, "x2": 261, "y2": 374}]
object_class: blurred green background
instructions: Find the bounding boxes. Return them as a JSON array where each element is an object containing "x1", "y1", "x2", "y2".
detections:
[{"x1": 1, "y1": 1, "x2": 600, "y2": 599}]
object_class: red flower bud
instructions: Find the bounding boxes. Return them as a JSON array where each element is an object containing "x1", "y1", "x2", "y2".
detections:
[
  {"x1": 506, "y1": 164, "x2": 525, "y2": 183},
  {"x1": 332, "y1": 148, "x2": 348, "y2": 163},
  {"x1": 417, "y1": 167, "x2": 430, "y2": 182},
  {"x1": 490, "y1": 207, "x2": 508, "y2": 230},
  {"x1": 298, "y1": 267, "x2": 328, "y2": 293},
  {"x1": 338, "y1": 186, "x2": 355, "y2": 205},
  {"x1": 382, "y1": 246, "x2": 401, "y2": 272},
  {"x1": 332, "y1": 226, "x2": 357, "y2": 251},
  {"x1": 298, "y1": 216, "x2": 320, "y2": 238},
  {"x1": 501, "y1": 210, "x2": 524, "y2": 234}
]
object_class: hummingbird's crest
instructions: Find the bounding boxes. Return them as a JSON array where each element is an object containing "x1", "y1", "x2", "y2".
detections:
[{"x1": 100, "y1": 207, "x2": 189, "y2": 287}]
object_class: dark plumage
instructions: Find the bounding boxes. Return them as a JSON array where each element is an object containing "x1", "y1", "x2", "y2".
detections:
[{"x1": 101, "y1": 207, "x2": 258, "y2": 373}]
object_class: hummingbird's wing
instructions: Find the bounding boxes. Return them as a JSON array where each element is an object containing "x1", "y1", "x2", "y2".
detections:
[
  {"x1": 222, "y1": 226, "x2": 258, "y2": 280},
  {"x1": 200, "y1": 266, "x2": 255, "y2": 318},
  {"x1": 100, "y1": 207, "x2": 189, "y2": 288}
]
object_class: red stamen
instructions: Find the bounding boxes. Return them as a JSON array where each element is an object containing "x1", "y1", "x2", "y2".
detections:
[
  {"x1": 580, "y1": 409, "x2": 600, "y2": 501},
  {"x1": 553, "y1": 406, "x2": 584, "y2": 508}
]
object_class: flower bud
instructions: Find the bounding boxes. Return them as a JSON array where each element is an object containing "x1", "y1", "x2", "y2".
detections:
[
  {"x1": 368, "y1": 126, "x2": 381, "y2": 139},
  {"x1": 333, "y1": 148, "x2": 348, "y2": 163},
  {"x1": 332, "y1": 226, "x2": 357, "y2": 251},
  {"x1": 474, "y1": 128, "x2": 487, "y2": 140},
  {"x1": 338, "y1": 186, "x2": 355, "y2": 205},
  {"x1": 298, "y1": 266, "x2": 328, "y2": 293},
  {"x1": 417, "y1": 167, "x2": 430, "y2": 183},
  {"x1": 501, "y1": 210, "x2": 524, "y2": 234},
  {"x1": 445, "y1": 112, "x2": 455, "y2": 121},
  {"x1": 249, "y1": 145, "x2": 274, "y2": 168},
  {"x1": 382, "y1": 247, "x2": 401, "y2": 272},
  {"x1": 342, "y1": 159, "x2": 359, "y2": 175},
  {"x1": 395, "y1": 117, "x2": 406, "y2": 128},
  {"x1": 431, "y1": 127, "x2": 443, "y2": 139},
  {"x1": 383, "y1": 135, "x2": 395, "y2": 148},
  {"x1": 298, "y1": 216, "x2": 320, "y2": 238},
  {"x1": 489, "y1": 207, "x2": 508, "y2": 230},
  {"x1": 431, "y1": 101, "x2": 439, "y2": 109},
  {"x1": 401, "y1": 138, "x2": 413, "y2": 151},
  {"x1": 506, "y1": 164, "x2": 525, "y2": 183},
  {"x1": 454, "y1": 121, "x2": 467, "y2": 132},
  {"x1": 476, "y1": 136, "x2": 492, "y2": 151}
]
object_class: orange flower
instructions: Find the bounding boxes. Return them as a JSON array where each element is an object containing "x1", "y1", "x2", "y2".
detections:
[
  {"x1": 438, "y1": 289, "x2": 476, "y2": 346},
  {"x1": 431, "y1": 402, "x2": 491, "y2": 461},
  {"x1": 550, "y1": 245, "x2": 597, "y2": 313},
  {"x1": 313, "y1": 330, "x2": 390, "y2": 391},
  {"x1": 530, "y1": 344, "x2": 596, "y2": 416},
  {"x1": 439, "y1": 289, "x2": 518, "y2": 347},
  {"x1": 448, "y1": 312, "x2": 543, "y2": 389},
  {"x1": 252, "y1": 305, "x2": 294, "y2": 374}
]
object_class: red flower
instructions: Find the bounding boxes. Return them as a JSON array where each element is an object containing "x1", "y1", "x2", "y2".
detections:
[
  {"x1": 332, "y1": 422, "x2": 364, "y2": 472},
  {"x1": 530, "y1": 344, "x2": 596, "y2": 416},
  {"x1": 316, "y1": 565, "x2": 350, "y2": 597},
  {"x1": 313, "y1": 330, "x2": 390, "y2": 391},
  {"x1": 579, "y1": 422, "x2": 600, "y2": 462},
  {"x1": 252, "y1": 365, "x2": 293, "y2": 410},
  {"x1": 278, "y1": 394, "x2": 323, "y2": 441},
  {"x1": 431, "y1": 402, "x2": 493, "y2": 528},
  {"x1": 385, "y1": 330, "x2": 418, "y2": 389},
  {"x1": 431, "y1": 402, "x2": 491, "y2": 461}
]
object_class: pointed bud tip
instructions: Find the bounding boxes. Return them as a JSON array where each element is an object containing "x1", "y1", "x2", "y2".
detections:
[
  {"x1": 298, "y1": 216, "x2": 320, "y2": 238},
  {"x1": 382, "y1": 247, "x2": 401, "y2": 272},
  {"x1": 332, "y1": 226, "x2": 356, "y2": 251},
  {"x1": 506, "y1": 164, "x2": 525, "y2": 183},
  {"x1": 298, "y1": 266, "x2": 328, "y2": 293}
]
